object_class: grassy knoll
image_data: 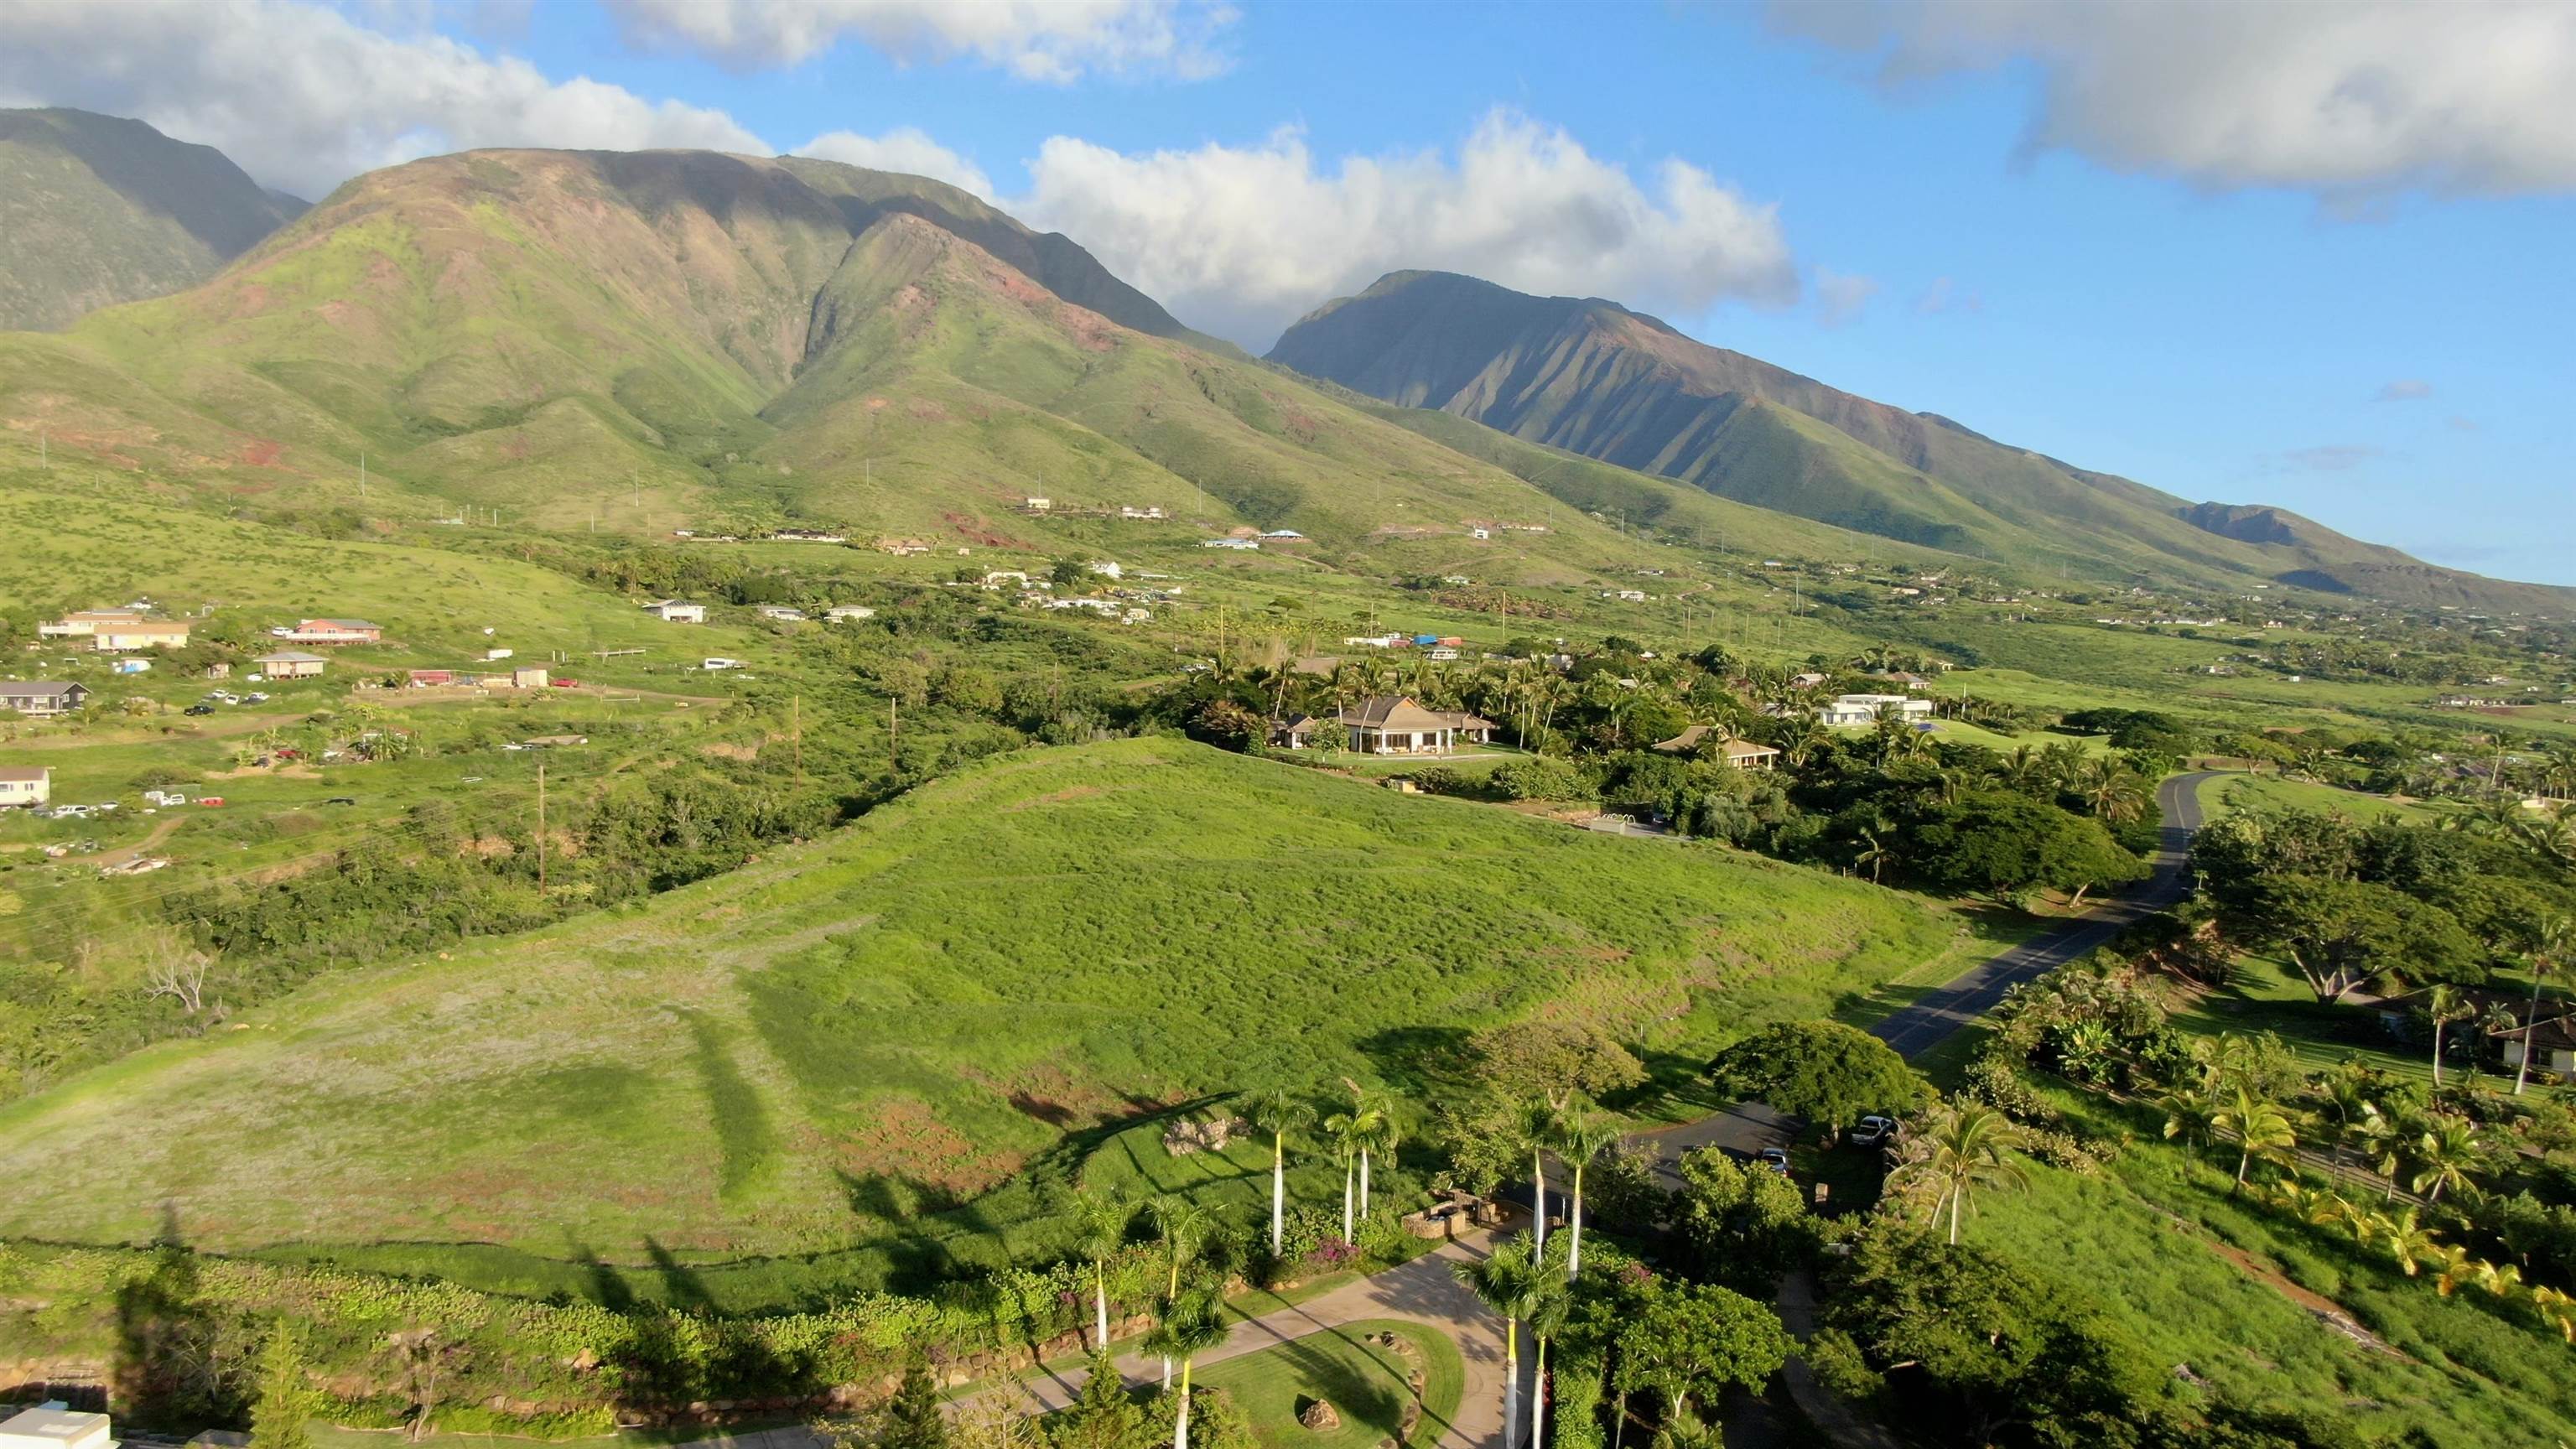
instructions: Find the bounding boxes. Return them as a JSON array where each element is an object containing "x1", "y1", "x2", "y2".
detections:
[
  {"x1": 2195, "y1": 771, "x2": 2446, "y2": 823},
  {"x1": 1191, "y1": 1320, "x2": 1464, "y2": 1449},
  {"x1": 0, "y1": 736, "x2": 1947, "y2": 1299},
  {"x1": 1970, "y1": 1088, "x2": 2576, "y2": 1447}
]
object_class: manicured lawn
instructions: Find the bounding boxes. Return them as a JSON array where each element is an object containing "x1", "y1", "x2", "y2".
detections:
[
  {"x1": 2196, "y1": 772, "x2": 2445, "y2": 823},
  {"x1": 1192, "y1": 1319, "x2": 1464, "y2": 1449}
]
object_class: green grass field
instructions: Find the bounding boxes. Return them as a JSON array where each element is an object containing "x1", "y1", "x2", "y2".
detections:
[
  {"x1": 1192, "y1": 1320, "x2": 1464, "y2": 1449},
  {"x1": 2195, "y1": 771, "x2": 2446, "y2": 823},
  {"x1": 1969, "y1": 1087, "x2": 2576, "y2": 1447},
  {"x1": 0, "y1": 736, "x2": 1949, "y2": 1302}
]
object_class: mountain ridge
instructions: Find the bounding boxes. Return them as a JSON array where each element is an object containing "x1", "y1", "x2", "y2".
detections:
[
  {"x1": 1270, "y1": 269, "x2": 2572, "y2": 612},
  {"x1": 0, "y1": 106, "x2": 306, "y2": 330}
]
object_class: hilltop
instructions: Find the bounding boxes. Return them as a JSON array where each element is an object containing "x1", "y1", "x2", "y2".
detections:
[
  {"x1": 0, "y1": 107, "x2": 304, "y2": 331},
  {"x1": 1270, "y1": 270, "x2": 2573, "y2": 613},
  {"x1": 0, "y1": 736, "x2": 1948, "y2": 1281}
]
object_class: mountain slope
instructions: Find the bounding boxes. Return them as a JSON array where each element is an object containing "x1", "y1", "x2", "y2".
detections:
[
  {"x1": 0, "y1": 148, "x2": 1740, "y2": 575},
  {"x1": 1271, "y1": 270, "x2": 2573, "y2": 611},
  {"x1": 0, "y1": 107, "x2": 304, "y2": 330}
]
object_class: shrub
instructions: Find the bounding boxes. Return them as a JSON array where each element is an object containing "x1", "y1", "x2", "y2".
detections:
[{"x1": 1489, "y1": 756, "x2": 1592, "y2": 802}]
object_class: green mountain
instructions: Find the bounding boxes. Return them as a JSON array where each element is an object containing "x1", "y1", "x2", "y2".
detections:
[
  {"x1": 0, "y1": 147, "x2": 1860, "y2": 579},
  {"x1": 1270, "y1": 270, "x2": 2572, "y2": 612},
  {"x1": 0, "y1": 107, "x2": 304, "y2": 331}
]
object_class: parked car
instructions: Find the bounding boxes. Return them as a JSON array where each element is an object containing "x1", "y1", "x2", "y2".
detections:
[
  {"x1": 1758, "y1": 1148, "x2": 1793, "y2": 1176},
  {"x1": 244, "y1": 691, "x2": 270, "y2": 703},
  {"x1": 1850, "y1": 1115, "x2": 1900, "y2": 1148},
  {"x1": 184, "y1": 704, "x2": 216, "y2": 716},
  {"x1": 325, "y1": 797, "x2": 356, "y2": 806}
]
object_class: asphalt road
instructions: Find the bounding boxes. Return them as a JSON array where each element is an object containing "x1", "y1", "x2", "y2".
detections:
[{"x1": 1868, "y1": 770, "x2": 2220, "y2": 1060}]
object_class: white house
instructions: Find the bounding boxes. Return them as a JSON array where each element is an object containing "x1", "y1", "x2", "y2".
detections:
[
  {"x1": 1202, "y1": 538, "x2": 1259, "y2": 551},
  {"x1": 253, "y1": 650, "x2": 328, "y2": 679},
  {"x1": 643, "y1": 600, "x2": 706, "y2": 623},
  {"x1": 1086, "y1": 560, "x2": 1124, "y2": 579},
  {"x1": 757, "y1": 605, "x2": 808, "y2": 621},
  {"x1": 1818, "y1": 693, "x2": 1935, "y2": 727},
  {"x1": 0, "y1": 766, "x2": 50, "y2": 808},
  {"x1": 0, "y1": 1404, "x2": 114, "y2": 1449},
  {"x1": 39, "y1": 609, "x2": 145, "y2": 639},
  {"x1": 824, "y1": 605, "x2": 877, "y2": 622}
]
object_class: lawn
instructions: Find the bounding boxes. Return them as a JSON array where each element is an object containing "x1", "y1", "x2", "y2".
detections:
[
  {"x1": 0, "y1": 736, "x2": 1951, "y2": 1306},
  {"x1": 2195, "y1": 771, "x2": 2446, "y2": 823},
  {"x1": 1191, "y1": 1319, "x2": 1464, "y2": 1449},
  {"x1": 1963, "y1": 1086, "x2": 2576, "y2": 1448}
]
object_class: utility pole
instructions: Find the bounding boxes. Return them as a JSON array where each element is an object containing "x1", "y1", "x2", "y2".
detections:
[
  {"x1": 535, "y1": 761, "x2": 548, "y2": 894},
  {"x1": 888, "y1": 697, "x2": 901, "y2": 776},
  {"x1": 359, "y1": 453, "x2": 367, "y2": 499},
  {"x1": 791, "y1": 693, "x2": 803, "y2": 787}
]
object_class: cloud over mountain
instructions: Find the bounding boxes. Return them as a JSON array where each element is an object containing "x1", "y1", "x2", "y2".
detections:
[
  {"x1": 0, "y1": 0, "x2": 760, "y2": 198},
  {"x1": 1013, "y1": 109, "x2": 1798, "y2": 349},
  {"x1": 796, "y1": 127, "x2": 994, "y2": 198}
]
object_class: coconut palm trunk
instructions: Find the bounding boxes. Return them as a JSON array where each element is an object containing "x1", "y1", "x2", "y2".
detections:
[
  {"x1": 1270, "y1": 1131, "x2": 1287, "y2": 1254},
  {"x1": 1094, "y1": 1259, "x2": 1110, "y2": 1353},
  {"x1": 1528, "y1": 1333, "x2": 1548, "y2": 1449},
  {"x1": 1342, "y1": 1161, "x2": 1356, "y2": 1242},
  {"x1": 1531, "y1": 1150, "x2": 1547, "y2": 1253},
  {"x1": 1566, "y1": 1162, "x2": 1587, "y2": 1280}
]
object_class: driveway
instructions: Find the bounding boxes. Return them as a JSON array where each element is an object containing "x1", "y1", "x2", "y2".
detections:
[{"x1": 1870, "y1": 770, "x2": 2218, "y2": 1060}]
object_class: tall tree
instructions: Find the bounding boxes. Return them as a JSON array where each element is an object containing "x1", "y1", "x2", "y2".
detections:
[
  {"x1": 1072, "y1": 1188, "x2": 1132, "y2": 1353},
  {"x1": 1891, "y1": 1104, "x2": 2028, "y2": 1244},
  {"x1": 2411, "y1": 1119, "x2": 2485, "y2": 1204},
  {"x1": 2514, "y1": 915, "x2": 2570, "y2": 1095},
  {"x1": 1142, "y1": 1295, "x2": 1228, "y2": 1449},
  {"x1": 1553, "y1": 1111, "x2": 1623, "y2": 1281},
  {"x1": 1518, "y1": 1101, "x2": 1561, "y2": 1254},
  {"x1": 1454, "y1": 1239, "x2": 1544, "y2": 1449},
  {"x1": 1524, "y1": 1267, "x2": 1573, "y2": 1449},
  {"x1": 2425, "y1": 984, "x2": 2476, "y2": 1086},
  {"x1": 1241, "y1": 1088, "x2": 1312, "y2": 1258},
  {"x1": 1706, "y1": 1021, "x2": 1924, "y2": 1140},
  {"x1": 2211, "y1": 1081, "x2": 2298, "y2": 1191},
  {"x1": 1150, "y1": 1197, "x2": 1214, "y2": 1301}
]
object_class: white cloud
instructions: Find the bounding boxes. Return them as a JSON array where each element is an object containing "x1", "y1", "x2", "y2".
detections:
[
  {"x1": 604, "y1": 0, "x2": 1235, "y2": 80},
  {"x1": 1914, "y1": 275, "x2": 1981, "y2": 314},
  {"x1": 2275, "y1": 444, "x2": 2383, "y2": 473},
  {"x1": 1013, "y1": 110, "x2": 1798, "y2": 349},
  {"x1": 1774, "y1": 0, "x2": 2576, "y2": 202},
  {"x1": 795, "y1": 127, "x2": 994, "y2": 199},
  {"x1": 1814, "y1": 268, "x2": 1879, "y2": 327},
  {"x1": 0, "y1": 0, "x2": 762, "y2": 198},
  {"x1": 2372, "y1": 378, "x2": 2433, "y2": 402}
]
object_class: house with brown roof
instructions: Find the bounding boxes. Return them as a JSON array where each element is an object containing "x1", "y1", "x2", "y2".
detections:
[
  {"x1": 0, "y1": 766, "x2": 49, "y2": 808},
  {"x1": 1650, "y1": 725, "x2": 1779, "y2": 770},
  {"x1": 253, "y1": 650, "x2": 327, "y2": 678},
  {"x1": 1335, "y1": 695, "x2": 1493, "y2": 755},
  {"x1": 0, "y1": 681, "x2": 90, "y2": 717},
  {"x1": 279, "y1": 619, "x2": 382, "y2": 645},
  {"x1": 2501, "y1": 1015, "x2": 2576, "y2": 1081}
]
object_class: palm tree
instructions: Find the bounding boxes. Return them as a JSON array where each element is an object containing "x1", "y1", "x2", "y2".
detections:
[
  {"x1": 1892, "y1": 1104, "x2": 2028, "y2": 1244},
  {"x1": 1453, "y1": 1239, "x2": 1542, "y2": 1449},
  {"x1": 2212, "y1": 1081, "x2": 2298, "y2": 1192},
  {"x1": 2410, "y1": 1118, "x2": 2485, "y2": 1204},
  {"x1": 2424, "y1": 984, "x2": 2475, "y2": 1086},
  {"x1": 1341, "y1": 1086, "x2": 1394, "y2": 1220},
  {"x1": 1072, "y1": 1188, "x2": 1131, "y2": 1353},
  {"x1": 1143, "y1": 1293, "x2": 1229, "y2": 1449},
  {"x1": 1242, "y1": 1088, "x2": 1311, "y2": 1257},
  {"x1": 1150, "y1": 1197, "x2": 1214, "y2": 1300},
  {"x1": 1523, "y1": 1266, "x2": 1573, "y2": 1449},
  {"x1": 2514, "y1": 916, "x2": 2572, "y2": 1095},
  {"x1": 1517, "y1": 1101, "x2": 1561, "y2": 1254},
  {"x1": 1852, "y1": 828, "x2": 1893, "y2": 886},
  {"x1": 1322, "y1": 1112, "x2": 1363, "y2": 1243},
  {"x1": 1552, "y1": 1112, "x2": 1622, "y2": 1281},
  {"x1": 2159, "y1": 1089, "x2": 2219, "y2": 1165},
  {"x1": 2367, "y1": 1207, "x2": 2443, "y2": 1276}
]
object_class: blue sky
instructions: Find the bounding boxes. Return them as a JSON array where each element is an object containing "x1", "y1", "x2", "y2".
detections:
[{"x1": 5, "y1": 0, "x2": 2570, "y2": 584}]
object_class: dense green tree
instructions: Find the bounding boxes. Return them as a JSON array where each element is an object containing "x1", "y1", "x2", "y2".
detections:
[
  {"x1": 880, "y1": 1357, "x2": 948, "y2": 1449},
  {"x1": 1707, "y1": 1020, "x2": 1926, "y2": 1138},
  {"x1": 2218, "y1": 875, "x2": 2480, "y2": 1004},
  {"x1": 1052, "y1": 1350, "x2": 1151, "y2": 1449},
  {"x1": 249, "y1": 1322, "x2": 319, "y2": 1449},
  {"x1": 1903, "y1": 792, "x2": 2149, "y2": 903}
]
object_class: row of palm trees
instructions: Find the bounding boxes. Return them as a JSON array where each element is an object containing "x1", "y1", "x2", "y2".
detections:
[{"x1": 2257, "y1": 1179, "x2": 2576, "y2": 1341}]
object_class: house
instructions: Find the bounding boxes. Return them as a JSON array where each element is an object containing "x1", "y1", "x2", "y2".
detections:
[
  {"x1": 1260, "y1": 529, "x2": 1306, "y2": 541},
  {"x1": 1087, "y1": 560, "x2": 1124, "y2": 579},
  {"x1": 1272, "y1": 714, "x2": 1322, "y2": 748},
  {"x1": 1202, "y1": 538, "x2": 1259, "y2": 550},
  {"x1": 1868, "y1": 671, "x2": 1932, "y2": 689},
  {"x1": 1336, "y1": 695, "x2": 1495, "y2": 755},
  {"x1": 39, "y1": 608, "x2": 145, "y2": 638},
  {"x1": 824, "y1": 605, "x2": 877, "y2": 622},
  {"x1": 642, "y1": 600, "x2": 706, "y2": 623},
  {"x1": 1470, "y1": 527, "x2": 1491, "y2": 540},
  {"x1": 1649, "y1": 727, "x2": 1782, "y2": 770},
  {"x1": 0, "y1": 1404, "x2": 115, "y2": 1449},
  {"x1": 1426, "y1": 647, "x2": 1460, "y2": 662},
  {"x1": 512, "y1": 666, "x2": 552, "y2": 689},
  {"x1": 878, "y1": 538, "x2": 932, "y2": 556},
  {"x1": 0, "y1": 766, "x2": 49, "y2": 808},
  {"x1": 1818, "y1": 693, "x2": 1935, "y2": 727},
  {"x1": 2500, "y1": 1015, "x2": 2576, "y2": 1081},
  {"x1": 484, "y1": 648, "x2": 514, "y2": 662},
  {"x1": 756, "y1": 605, "x2": 808, "y2": 621},
  {"x1": 982, "y1": 571, "x2": 1032, "y2": 589},
  {"x1": 91, "y1": 621, "x2": 190, "y2": 652},
  {"x1": 280, "y1": 618, "x2": 382, "y2": 645},
  {"x1": 407, "y1": 669, "x2": 455, "y2": 687},
  {"x1": 770, "y1": 528, "x2": 847, "y2": 543},
  {"x1": 1790, "y1": 672, "x2": 1830, "y2": 689},
  {"x1": 253, "y1": 650, "x2": 327, "y2": 679},
  {"x1": 1023, "y1": 496, "x2": 1053, "y2": 512},
  {"x1": 0, "y1": 682, "x2": 90, "y2": 717}
]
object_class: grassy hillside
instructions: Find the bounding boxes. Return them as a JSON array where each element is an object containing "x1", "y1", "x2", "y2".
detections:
[
  {"x1": 1270, "y1": 270, "x2": 2575, "y2": 613},
  {"x1": 0, "y1": 108, "x2": 302, "y2": 331},
  {"x1": 0, "y1": 737, "x2": 1949, "y2": 1280}
]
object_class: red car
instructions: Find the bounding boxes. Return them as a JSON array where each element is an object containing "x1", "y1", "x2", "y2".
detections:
[
  {"x1": 198, "y1": 797, "x2": 226, "y2": 808},
  {"x1": 551, "y1": 678, "x2": 579, "y2": 688}
]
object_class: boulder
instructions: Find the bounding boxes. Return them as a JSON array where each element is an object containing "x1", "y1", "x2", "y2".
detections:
[{"x1": 1300, "y1": 1400, "x2": 1342, "y2": 1431}]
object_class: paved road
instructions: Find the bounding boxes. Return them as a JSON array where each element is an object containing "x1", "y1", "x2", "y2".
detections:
[
  {"x1": 1869, "y1": 771, "x2": 2219, "y2": 1061},
  {"x1": 972, "y1": 1230, "x2": 1510, "y2": 1449}
]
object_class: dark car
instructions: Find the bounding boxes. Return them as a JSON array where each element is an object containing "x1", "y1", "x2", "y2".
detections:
[
  {"x1": 324, "y1": 797, "x2": 356, "y2": 806},
  {"x1": 184, "y1": 704, "x2": 216, "y2": 716}
]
